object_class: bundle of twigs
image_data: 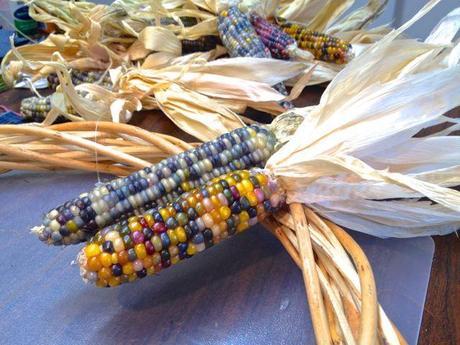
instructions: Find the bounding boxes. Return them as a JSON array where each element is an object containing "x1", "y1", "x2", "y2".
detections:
[
  {"x1": 0, "y1": 122, "x2": 197, "y2": 175},
  {"x1": 264, "y1": 207, "x2": 406, "y2": 345}
]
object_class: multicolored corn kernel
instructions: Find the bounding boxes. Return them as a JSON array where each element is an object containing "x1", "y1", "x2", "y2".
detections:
[
  {"x1": 181, "y1": 36, "x2": 221, "y2": 54},
  {"x1": 278, "y1": 19, "x2": 353, "y2": 64},
  {"x1": 36, "y1": 125, "x2": 277, "y2": 246},
  {"x1": 78, "y1": 170, "x2": 285, "y2": 287},
  {"x1": 249, "y1": 13, "x2": 296, "y2": 60},
  {"x1": 217, "y1": 6, "x2": 292, "y2": 109},
  {"x1": 47, "y1": 70, "x2": 113, "y2": 90}
]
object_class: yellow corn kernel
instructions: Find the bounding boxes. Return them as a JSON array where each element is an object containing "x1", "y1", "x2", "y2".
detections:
[
  {"x1": 171, "y1": 256, "x2": 180, "y2": 264},
  {"x1": 219, "y1": 206, "x2": 231, "y2": 220},
  {"x1": 225, "y1": 176, "x2": 236, "y2": 186},
  {"x1": 241, "y1": 179, "x2": 254, "y2": 193},
  {"x1": 167, "y1": 206, "x2": 176, "y2": 216},
  {"x1": 99, "y1": 267, "x2": 112, "y2": 280},
  {"x1": 144, "y1": 213, "x2": 154, "y2": 228},
  {"x1": 108, "y1": 277, "x2": 120, "y2": 287},
  {"x1": 210, "y1": 209, "x2": 222, "y2": 223},
  {"x1": 256, "y1": 173, "x2": 268, "y2": 186},
  {"x1": 85, "y1": 243, "x2": 101, "y2": 258},
  {"x1": 143, "y1": 256, "x2": 154, "y2": 268},
  {"x1": 175, "y1": 226, "x2": 187, "y2": 243},
  {"x1": 210, "y1": 195, "x2": 220, "y2": 208},
  {"x1": 99, "y1": 253, "x2": 112, "y2": 267},
  {"x1": 134, "y1": 244, "x2": 147, "y2": 259},
  {"x1": 239, "y1": 211, "x2": 250, "y2": 223},
  {"x1": 247, "y1": 192, "x2": 258, "y2": 207},
  {"x1": 240, "y1": 171, "x2": 250, "y2": 179},
  {"x1": 236, "y1": 182, "x2": 245, "y2": 194},
  {"x1": 122, "y1": 262, "x2": 134, "y2": 275},
  {"x1": 159, "y1": 208, "x2": 170, "y2": 220},
  {"x1": 187, "y1": 243, "x2": 197, "y2": 256},
  {"x1": 128, "y1": 221, "x2": 142, "y2": 232},
  {"x1": 167, "y1": 229, "x2": 179, "y2": 246},
  {"x1": 87, "y1": 256, "x2": 102, "y2": 272},
  {"x1": 128, "y1": 216, "x2": 138, "y2": 223},
  {"x1": 111, "y1": 253, "x2": 119, "y2": 264},
  {"x1": 186, "y1": 196, "x2": 197, "y2": 208},
  {"x1": 237, "y1": 221, "x2": 249, "y2": 232}
]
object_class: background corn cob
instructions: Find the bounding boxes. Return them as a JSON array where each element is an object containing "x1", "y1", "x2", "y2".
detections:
[
  {"x1": 47, "y1": 70, "x2": 113, "y2": 90},
  {"x1": 249, "y1": 13, "x2": 297, "y2": 60},
  {"x1": 35, "y1": 125, "x2": 277, "y2": 245},
  {"x1": 217, "y1": 6, "x2": 292, "y2": 109},
  {"x1": 20, "y1": 96, "x2": 52, "y2": 122},
  {"x1": 159, "y1": 16, "x2": 198, "y2": 27},
  {"x1": 20, "y1": 95, "x2": 74, "y2": 122},
  {"x1": 181, "y1": 36, "x2": 221, "y2": 55},
  {"x1": 278, "y1": 19, "x2": 353, "y2": 64},
  {"x1": 78, "y1": 169, "x2": 285, "y2": 287}
]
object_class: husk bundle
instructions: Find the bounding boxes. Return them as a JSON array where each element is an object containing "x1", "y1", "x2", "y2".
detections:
[
  {"x1": 3, "y1": 0, "x2": 390, "y2": 88},
  {"x1": 29, "y1": 51, "x2": 314, "y2": 141},
  {"x1": 267, "y1": 0, "x2": 460, "y2": 238},
  {"x1": 261, "y1": 3, "x2": 459, "y2": 342}
]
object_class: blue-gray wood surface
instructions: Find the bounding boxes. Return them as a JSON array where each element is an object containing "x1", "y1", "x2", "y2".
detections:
[{"x1": 0, "y1": 171, "x2": 434, "y2": 345}]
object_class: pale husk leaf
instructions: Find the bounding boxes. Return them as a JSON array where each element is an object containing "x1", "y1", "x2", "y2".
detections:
[
  {"x1": 326, "y1": 0, "x2": 389, "y2": 34},
  {"x1": 154, "y1": 82, "x2": 244, "y2": 141},
  {"x1": 267, "y1": 0, "x2": 460, "y2": 237}
]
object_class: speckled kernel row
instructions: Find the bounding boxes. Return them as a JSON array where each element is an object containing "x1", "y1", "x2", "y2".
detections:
[
  {"x1": 181, "y1": 36, "x2": 221, "y2": 54},
  {"x1": 36, "y1": 125, "x2": 277, "y2": 246},
  {"x1": 78, "y1": 170, "x2": 285, "y2": 287},
  {"x1": 47, "y1": 70, "x2": 113, "y2": 90},
  {"x1": 20, "y1": 95, "x2": 73, "y2": 122},
  {"x1": 279, "y1": 20, "x2": 353, "y2": 64}
]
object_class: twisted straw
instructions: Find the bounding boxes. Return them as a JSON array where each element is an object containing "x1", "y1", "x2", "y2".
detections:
[{"x1": 0, "y1": 122, "x2": 198, "y2": 175}]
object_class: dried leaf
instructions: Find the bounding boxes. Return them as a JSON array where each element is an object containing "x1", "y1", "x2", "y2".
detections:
[{"x1": 267, "y1": 0, "x2": 460, "y2": 238}]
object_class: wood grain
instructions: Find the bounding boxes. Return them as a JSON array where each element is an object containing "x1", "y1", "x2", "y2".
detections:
[{"x1": 0, "y1": 86, "x2": 457, "y2": 345}]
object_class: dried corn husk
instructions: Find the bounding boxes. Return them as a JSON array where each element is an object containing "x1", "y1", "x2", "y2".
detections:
[
  {"x1": 5, "y1": 0, "x2": 391, "y2": 88},
  {"x1": 34, "y1": 53, "x2": 312, "y2": 141},
  {"x1": 267, "y1": 0, "x2": 460, "y2": 238}
]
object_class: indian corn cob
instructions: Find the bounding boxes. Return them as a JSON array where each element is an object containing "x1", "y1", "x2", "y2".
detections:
[
  {"x1": 249, "y1": 13, "x2": 298, "y2": 60},
  {"x1": 78, "y1": 169, "x2": 285, "y2": 287},
  {"x1": 181, "y1": 36, "x2": 221, "y2": 55},
  {"x1": 47, "y1": 70, "x2": 113, "y2": 90},
  {"x1": 20, "y1": 96, "x2": 51, "y2": 121},
  {"x1": 217, "y1": 6, "x2": 292, "y2": 109},
  {"x1": 278, "y1": 19, "x2": 353, "y2": 64},
  {"x1": 159, "y1": 16, "x2": 198, "y2": 27},
  {"x1": 35, "y1": 125, "x2": 277, "y2": 245},
  {"x1": 20, "y1": 95, "x2": 73, "y2": 122}
]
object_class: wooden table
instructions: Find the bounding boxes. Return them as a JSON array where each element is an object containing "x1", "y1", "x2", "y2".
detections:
[{"x1": 0, "y1": 87, "x2": 458, "y2": 345}]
